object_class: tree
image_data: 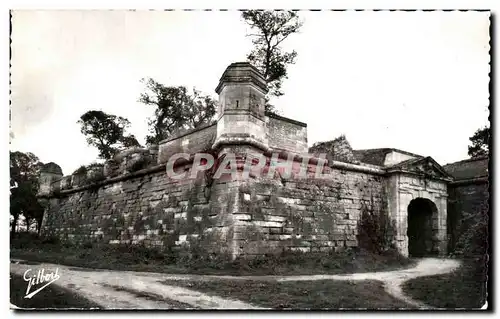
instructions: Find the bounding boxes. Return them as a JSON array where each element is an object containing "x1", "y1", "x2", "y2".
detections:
[
  {"x1": 77, "y1": 110, "x2": 141, "y2": 160},
  {"x1": 242, "y1": 10, "x2": 303, "y2": 111},
  {"x1": 468, "y1": 126, "x2": 490, "y2": 158},
  {"x1": 10, "y1": 151, "x2": 44, "y2": 234},
  {"x1": 138, "y1": 78, "x2": 217, "y2": 145},
  {"x1": 120, "y1": 134, "x2": 141, "y2": 148}
]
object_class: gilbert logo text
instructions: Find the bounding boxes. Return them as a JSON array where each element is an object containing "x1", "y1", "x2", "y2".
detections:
[{"x1": 23, "y1": 268, "x2": 61, "y2": 299}]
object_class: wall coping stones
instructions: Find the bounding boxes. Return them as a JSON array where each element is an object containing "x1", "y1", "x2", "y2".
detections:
[
  {"x1": 266, "y1": 111, "x2": 308, "y2": 128},
  {"x1": 386, "y1": 168, "x2": 453, "y2": 183},
  {"x1": 449, "y1": 176, "x2": 488, "y2": 186},
  {"x1": 41, "y1": 151, "x2": 391, "y2": 199},
  {"x1": 113, "y1": 147, "x2": 151, "y2": 161},
  {"x1": 212, "y1": 135, "x2": 271, "y2": 153},
  {"x1": 215, "y1": 62, "x2": 268, "y2": 94},
  {"x1": 158, "y1": 121, "x2": 217, "y2": 145},
  {"x1": 262, "y1": 149, "x2": 386, "y2": 176},
  {"x1": 39, "y1": 164, "x2": 167, "y2": 198},
  {"x1": 328, "y1": 159, "x2": 386, "y2": 175}
]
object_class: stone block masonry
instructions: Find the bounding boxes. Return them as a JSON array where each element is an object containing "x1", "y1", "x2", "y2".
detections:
[
  {"x1": 41, "y1": 162, "x2": 224, "y2": 250},
  {"x1": 234, "y1": 168, "x2": 387, "y2": 255},
  {"x1": 266, "y1": 113, "x2": 308, "y2": 155},
  {"x1": 40, "y1": 155, "x2": 388, "y2": 258},
  {"x1": 38, "y1": 62, "x2": 457, "y2": 259},
  {"x1": 447, "y1": 176, "x2": 488, "y2": 253}
]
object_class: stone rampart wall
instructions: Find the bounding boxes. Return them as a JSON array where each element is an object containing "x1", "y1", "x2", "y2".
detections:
[
  {"x1": 266, "y1": 114, "x2": 308, "y2": 154},
  {"x1": 40, "y1": 146, "x2": 389, "y2": 258},
  {"x1": 234, "y1": 166, "x2": 386, "y2": 256},
  {"x1": 447, "y1": 179, "x2": 489, "y2": 252}
]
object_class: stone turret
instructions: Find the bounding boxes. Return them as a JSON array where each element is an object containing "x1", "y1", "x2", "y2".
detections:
[
  {"x1": 212, "y1": 62, "x2": 269, "y2": 152},
  {"x1": 37, "y1": 162, "x2": 63, "y2": 198}
]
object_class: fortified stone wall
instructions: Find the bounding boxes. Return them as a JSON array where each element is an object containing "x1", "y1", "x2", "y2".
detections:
[
  {"x1": 40, "y1": 150, "x2": 388, "y2": 258},
  {"x1": 234, "y1": 166, "x2": 386, "y2": 255},
  {"x1": 442, "y1": 156, "x2": 489, "y2": 253},
  {"x1": 157, "y1": 123, "x2": 217, "y2": 164},
  {"x1": 38, "y1": 62, "x2": 456, "y2": 259},
  {"x1": 266, "y1": 114, "x2": 308, "y2": 154},
  {"x1": 447, "y1": 180, "x2": 489, "y2": 253},
  {"x1": 41, "y1": 160, "x2": 238, "y2": 256}
]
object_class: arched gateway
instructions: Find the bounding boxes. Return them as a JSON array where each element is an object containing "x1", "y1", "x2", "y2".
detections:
[
  {"x1": 407, "y1": 198, "x2": 439, "y2": 257},
  {"x1": 386, "y1": 156, "x2": 452, "y2": 257}
]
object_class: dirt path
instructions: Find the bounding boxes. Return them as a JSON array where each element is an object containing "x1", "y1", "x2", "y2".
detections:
[
  {"x1": 10, "y1": 258, "x2": 460, "y2": 309},
  {"x1": 10, "y1": 260, "x2": 264, "y2": 309}
]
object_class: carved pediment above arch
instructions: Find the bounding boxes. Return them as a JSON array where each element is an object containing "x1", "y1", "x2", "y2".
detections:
[{"x1": 386, "y1": 156, "x2": 453, "y2": 181}]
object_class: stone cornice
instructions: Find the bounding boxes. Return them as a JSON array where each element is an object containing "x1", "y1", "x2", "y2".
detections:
[
  {"x1": 266, "y1": 112, "x2": 307, "y2": 127},
  {"x1": 158, "y1": 122, "x2": 217, "y2": 145},
  {"x1": 215, "y1": 62, "x2": 268, "y2": 94},
  {"x1": 386, "y1": 168, "x2": 454, "y2": 183},
  {"x1": 212, "y1": 135, "x2": 270, "y2": 153},
  {"x1": 449, "y1": 176, "x2": 489, "y2": 186},
  {"x1": 38, "y1": 164, "x2": 168, "y2": 198}
]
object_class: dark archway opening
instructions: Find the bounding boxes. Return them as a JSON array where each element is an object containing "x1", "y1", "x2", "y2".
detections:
[{"x1": 407, "y1": 198, "x2": 438, "y2": 257}]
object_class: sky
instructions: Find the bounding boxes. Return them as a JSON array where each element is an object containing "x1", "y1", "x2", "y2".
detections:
[{"x1": 10, "y1": 10, "x2": 490, "y2": 175}]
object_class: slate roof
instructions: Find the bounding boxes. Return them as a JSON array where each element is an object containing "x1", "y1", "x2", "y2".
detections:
[
  {"x1": 386, "y1": 157, "x2": 423, "y2": 169},
  {"x1": 443, "y1": 156, "x2": 489, "y2": 180},
  {"x1": 352, "y1": 148, "x2": 423, "y2": 166}
]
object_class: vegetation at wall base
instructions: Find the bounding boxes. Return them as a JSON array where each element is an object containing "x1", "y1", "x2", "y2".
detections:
[{"x1": 11, "y1": 232, "x2": 414, "y2": 276}]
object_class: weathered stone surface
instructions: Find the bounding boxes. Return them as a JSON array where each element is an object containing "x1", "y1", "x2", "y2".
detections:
[
  {"x1": 267, "y1": 114, "x2": 308, "y2": 154},
  {"x1": 37, "y1": 61, "x2": 465, "y2": 259},
  {"x1": 309, "y1": 135, "x2": 357, "y2": 164}
]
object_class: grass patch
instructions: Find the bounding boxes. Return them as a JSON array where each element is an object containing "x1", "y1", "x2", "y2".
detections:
[
  {"x1": 10, "y1": 273, "x2": 101, "y2": 310},
  {"x1": 11, "y1": 245, "x2": 414, "y2": 276},
  {"x1": 11, "y1": 232, "x2": 414, "y2": 276},
  {"x1": 162, "y1": 278, "x2": 413, "y2": 309},
  {"x1": 101, "y1": 283, "x2": 195, "y2": 309},
  {"x1": 402, "y1": 257, "x2": 488, "y2": 309}
]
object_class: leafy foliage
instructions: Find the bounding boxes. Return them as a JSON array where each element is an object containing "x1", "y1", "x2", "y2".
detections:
[
  {"x1": 138, "y1": 78, "x2": 217, "y2": 145},
  {"x1": 242, "y1": 10, "x2": 303, "y2": 111},
  {"x1": 10, "y1": 151, "x2": 45, "y2": 233},
  {"x1": 357, "y1": 196, "x2": 396, "y2": 254},
  {"x1": 77, "y1": 110, "x2": 140, "y2": 160},
  {"x1": 120, "y1": 134, "x2": 141, "y2": 148},
  {"x1": 453, "y1": 208, "x2": 488, "y2": 258},
  {"x1": 71, "y1": 163, "x2": 106, "y2": 186},
  {"x1": 468, "y1": 126, "x2": 490, "y2": 158},
  {"x1": 72, "y1": 165, "x2": 87, "y2": 175}
]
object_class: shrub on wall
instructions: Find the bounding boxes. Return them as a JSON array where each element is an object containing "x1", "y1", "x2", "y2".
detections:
[
  {"x1": 448, "y1": 184, "x2": 489, "y2": 259},
  {"x1": 71, "y1": 166, "x2": 88, "y2": 187},
  {"x1": 453, "y1": 209, "x2": 488, "y2": 258},
  {"x1": 86, "y1": 163, "x2": 105, "y2": 184},
  {"x1": 357, "y1": 196, "x2": 396, "y2": 254},
  {"x1": 70, "y1": 163, "x2": 106, "y2": 187},
  {"x1": 126, "y1": 154, "x2": 150, "y2": 173},
  {"x1": 73, "y1": 165, "x2": 87, "y2": 176}
]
